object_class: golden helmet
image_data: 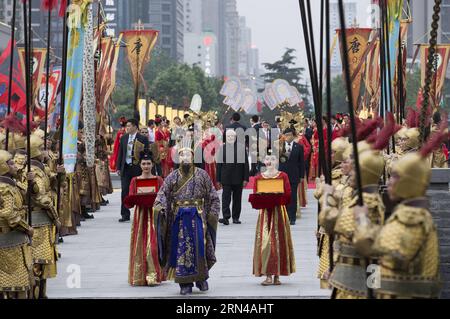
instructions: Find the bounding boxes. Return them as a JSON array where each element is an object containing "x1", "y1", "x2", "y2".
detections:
[
  {"x1": 390, "y1": 152, "x2": 430, "y2": 199},
  {"x1": 14, "y1": 134, "x2": 26, "y2": 150},
  {"x1": 27, "y1": 134, "x2": 45, "y2": 159},
  {"x1": 331, "y1": 137, "x2": 350, "y2": 164},
  {"x1": 0, "y1": 131, "x2": 5, "y2": 145},
  {"x1": 34, "y1": 128, "x2": 46, "y2": 139},
  {"x1": 358, "y1": 149, "x2": 385, "y2": 186},
  {"x1": 0, "y1": 150, "x2": 13, "y2": 176},
  {"x1": 403, "y1": 128, "x2": 420, "y2": 151}
]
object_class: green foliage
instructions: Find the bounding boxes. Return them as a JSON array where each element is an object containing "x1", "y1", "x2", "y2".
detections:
[
  {"x1": 405, "y1": 66, "x2": 421, "y2": 108},
  {"x1": 323, "y1": 75, "x2": 349, "y2": 115}
]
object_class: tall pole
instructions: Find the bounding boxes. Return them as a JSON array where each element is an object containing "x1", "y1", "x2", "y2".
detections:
[
  {"x1": 56, "y1": 0, "x2": 70, "y2": 219},
  {"x1": 23, "y1": 0, "x2": 32, "y2": 226},
  {"x1": 338, "y1": 0, "x2": 371, "y2": 300},
  {"x1": 325, "y1": 0, "x2": 334, "y2": 274},
  {"x1": 337, "y1": 0, "x2": 363, "y2": 205},
  {"x1": 44, "y1": 7, "x2": 52, "y2": 150},
  {"x1": 299, "y1": 0, "x2": 329, "y2": 184},
  {"x1": 5, "y1": 0, "x2": 17, "y2": 151}
]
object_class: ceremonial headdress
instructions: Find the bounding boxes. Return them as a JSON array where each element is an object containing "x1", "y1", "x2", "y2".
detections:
[
  {"x1": 331, "y1": 137, "x2": 350, "y2": 164},
  {"x1": 0, "y1": 150, "x2": 13, "y2": 176},
  {"x1": 178, "y1": 137, "x2": 194, "y2": 154},
  {"x1": 391, "y1": 121, "x2": 449, "y2": 199},
  {"x1": 27, "y1": 134, "x2": 45, "y2": 159}
]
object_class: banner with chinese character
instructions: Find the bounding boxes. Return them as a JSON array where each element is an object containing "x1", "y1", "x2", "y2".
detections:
[
  {"x1": 36, "y1": 67, "x2": 62, "y2": 120},
  {"x1": 18, "y1": 47, "x2": 47, "y2": 102},
  {"x1": 364, "y1": 38, "x2": 381, "y2": 114},
  {"x1": 121, "y1": 30, "x2": 159, "y2": 87},
  {"x1": 337, "y1": 28, "x2": 372, "y2": 111},
  {"x1": 420, "y1": 44, "x2": 450, "y2": 109},
  {"x1": 0, "y1": 39, "x2": 26, "y2": 117},
  {"x1": 62, "y1": 0, "x2": 89, "y2": 173}
]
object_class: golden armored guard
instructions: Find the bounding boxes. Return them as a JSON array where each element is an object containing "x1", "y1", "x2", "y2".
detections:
[
  {"x1": 94, "y1": 135, "x2": 113, "y2": 203},
  {"x1": 430, "y1": 113, "x2": 448, "y2": 168},
  {"x1": 353, "y1": 132, "x2": 447, "y2": 299},
  {"x1": 26, "y1": 134, "x2": 60, "y2": 299},
  {"x1": 325, "y1": 139, "x2": 385, "y2": 299},
  {"x1": 75, "y1": 142, "x2": 96, "y2": 219},
  {"x1": 0, "y1": 150, "x2": 34, "y2": 299},
  {"x1": 315, "y1": 137, "x2": 349, "y2": 289}
]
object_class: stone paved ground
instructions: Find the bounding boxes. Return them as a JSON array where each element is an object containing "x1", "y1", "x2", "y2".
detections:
[{"x1": 47, "y1": 187, "x2": 330, "y2": 299}]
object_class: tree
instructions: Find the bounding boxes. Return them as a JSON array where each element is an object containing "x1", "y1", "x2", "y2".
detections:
[{"x1": 261, "y1": 48, "x2": 311, "y2": 111}]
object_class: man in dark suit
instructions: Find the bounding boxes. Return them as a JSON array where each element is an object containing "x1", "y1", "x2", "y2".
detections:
[
  {"x1": 116, "y1": 118, "x2": 150, "y2": 222},
  {"x1": 250, "y1": 115, "x2": 263, "y2": 176},
  {"x1": 225, "y1": 112, "x2": 247, "y2": 131},
  {"x1": 279, "y1": 128, "x2": 305, "y2": 225},
  {"x1": 217, "y1": 130, "x2": 249, "y2": 225}
]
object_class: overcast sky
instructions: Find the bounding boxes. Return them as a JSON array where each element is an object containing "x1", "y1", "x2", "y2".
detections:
[{"x1": 236, "y1": 0, "x2": 372, "y2": 73}]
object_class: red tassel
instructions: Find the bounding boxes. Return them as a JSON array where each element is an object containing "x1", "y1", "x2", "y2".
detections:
[
  {"x1": 1, "y1": 114, "x2": 27, "y2": 134},
  {"x1": 42, "y1": 0, "x2": 58, "y2": 10},
  {"x1": 420, "y1": 115, "x2": 450, "y2": 158},
  {"x1": 59, "y1": 0, "x2": 68, "y2": 17}
]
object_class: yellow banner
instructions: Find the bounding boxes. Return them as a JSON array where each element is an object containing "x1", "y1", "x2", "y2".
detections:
[
  {"x1": 121, "y1": 30, "x2": 159, "y2": 87},
  {"x1": 337, "y1": 28, "x2": 372, "y2": 111}
]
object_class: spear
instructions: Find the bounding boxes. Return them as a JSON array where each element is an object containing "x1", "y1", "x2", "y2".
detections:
[
  {"x1": 298, "y1": 0, "x2": 329, "y2": 184},
  {"x1": 325, "y1": 0, "x2": 334, "y2": 273},
  {"x1": 44, "y1": 3, "x2": 52, "y2": 150},
  {"x1": 22, "y1": 0, "x2": 32, "y2": 226},
  {"x1": 5, "y1": 0, "x2": 17, "y2": 151},
  {"x1": 338, "y1": 0, "x2": 371, "y2": 300},
  {"x1": 337, "y1": 0, "x2": 363, "y2": 204}
]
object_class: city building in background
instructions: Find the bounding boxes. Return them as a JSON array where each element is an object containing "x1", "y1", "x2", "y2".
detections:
[
  {"x1": 330, "y1": 1, "x2": 357, "y2": 78},
  {"x1": 118, "y1": 0, "x2": 184, "y2": 62}
]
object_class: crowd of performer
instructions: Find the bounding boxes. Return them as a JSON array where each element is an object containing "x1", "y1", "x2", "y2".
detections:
[
  {"x1": 0, "y1": 117, "x2": 113, "y2": 299},
  {"x1": 1, "y1": 106, "x2": 449, "y2": 298}
]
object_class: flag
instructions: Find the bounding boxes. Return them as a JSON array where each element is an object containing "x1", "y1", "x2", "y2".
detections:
[
  {"x1": 0, "y1": 39, "x2": 26, "y2": 116},
  {"x1": 384, "y1": 0, "x2": 404, "y2": 113},
  {"x1": 337, "y1": 27, "x2": 372, "y2": 111},
  {"x1": 36, "y1": 67, "x2": 62, "y2": 119},
  {"x1": 82, "y1": 3, "x2": 96, "y2": 168},
  {"x1": 420, "y1": 44, "x2": 450, "y2": 109},
  {"x1": 364, "y1": 39, "x2": 381, "y2": 114},
  {"x1": 18, "y1": 48, "x2": 47, "y2": 102},
  {"x1": 62, "y1": 1, "x2": 89, "y2": 173},
  {"x1": 121, "y1": 30, "x2": 159, "y2": 87}
]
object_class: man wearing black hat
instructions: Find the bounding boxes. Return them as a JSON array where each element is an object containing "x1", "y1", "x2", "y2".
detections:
[
  {"x1": 278, "y1": 128, "x2": 305, "y2": 225},
  {"x1": 116, "y1": 119, "x2": 150, "y2": 222}
]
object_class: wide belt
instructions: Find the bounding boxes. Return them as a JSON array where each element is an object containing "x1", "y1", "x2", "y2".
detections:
[
  {"x1": 378, "y1": 276, "x2": 442, "y2": 298},
  {"x1": 0, "y1": 229, "x2": 29, "y2": 248},
  {"x1": 175, "y1": 199, "x2": 204, "y2": 208},
  {"x1": 31, "y1": 210, "x2": 53, "y2": 227}
]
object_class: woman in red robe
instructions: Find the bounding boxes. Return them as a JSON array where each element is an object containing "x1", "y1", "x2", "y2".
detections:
[
  {"x1": 109, "y1": 117, "x2": 127, "y2": 171},
  {"x1": 297, "y1": 130, "x2": 311, "y2": 209},
  {"x1": 249, "y1": 153, "x2": 295, "y2": 286},
  {"x1": 125, "y1": 151, "x2": 164, "y2": 286},
  {"x1": 155, "y1": 119, "x2": 172, "y2": 178},
  {"x1": 202, "y1": 128, "x2": 222, "y2": 190}
]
